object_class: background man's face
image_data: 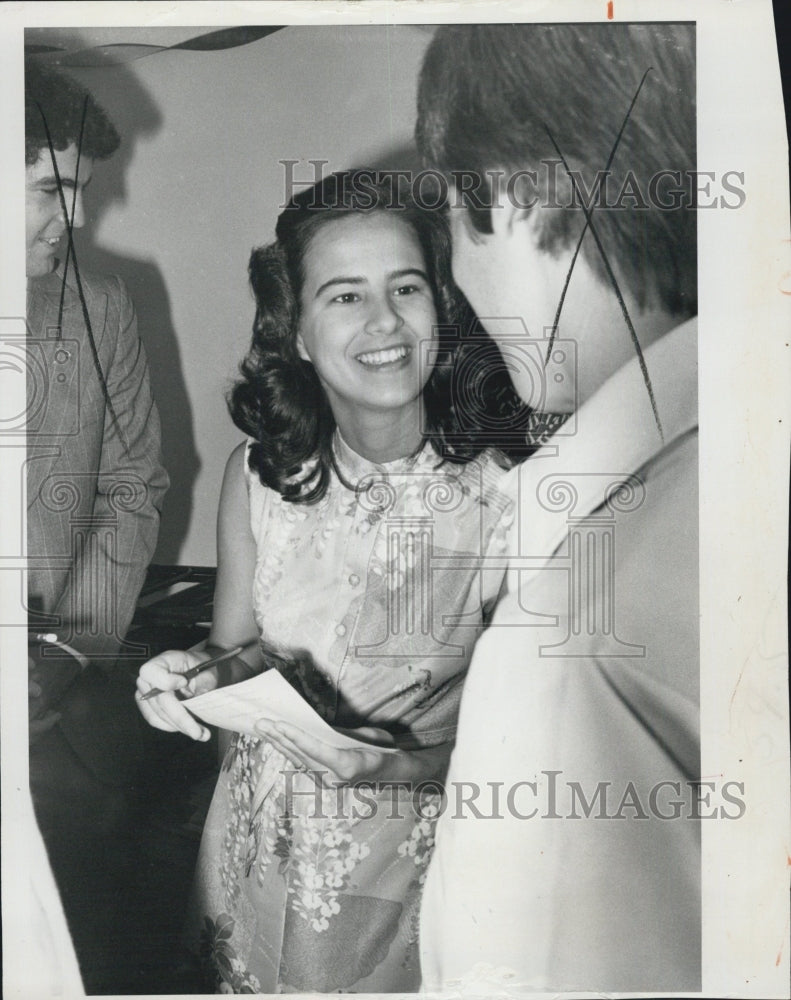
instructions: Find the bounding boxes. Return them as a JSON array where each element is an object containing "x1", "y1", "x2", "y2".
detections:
[{"x1": 25, "y1": 143, "x2": 93, "y2": 278}]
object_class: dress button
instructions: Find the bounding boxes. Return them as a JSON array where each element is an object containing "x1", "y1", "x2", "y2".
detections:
[
  {"x1": 348, "y1": 573, "x2": 360, "y2": 587},
  {"x1": 335, "y1": 623, "x2": 347, "y2": 637}
]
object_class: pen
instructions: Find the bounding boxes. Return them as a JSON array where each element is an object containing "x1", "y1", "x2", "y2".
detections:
[{"x1": 139, "y1": 643, "x2": 247, "y2": 702}]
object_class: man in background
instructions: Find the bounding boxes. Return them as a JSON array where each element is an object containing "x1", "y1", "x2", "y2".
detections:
[
  {"x1": 26, "y1": 60, "x2": 168, "y2": 694},
  {"x1": 25, "y1": 58, "x2": 168, "y2": 987},
  {"x1": 416, "y1": 23, "x2": 699, "y2": 991}
]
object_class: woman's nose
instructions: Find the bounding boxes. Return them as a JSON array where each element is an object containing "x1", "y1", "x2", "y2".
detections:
[{"x1": 364, "y1": 295, "x2": 403, "y2": 336}]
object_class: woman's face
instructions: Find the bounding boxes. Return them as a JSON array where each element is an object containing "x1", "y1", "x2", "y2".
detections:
[{"x1": 296, "y1": 212, "x2": 438, "y2": 434}]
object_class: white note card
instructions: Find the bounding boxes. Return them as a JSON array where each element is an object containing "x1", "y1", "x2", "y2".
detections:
[{"x1": 185, "y1": 669, "x2": 398, "y2": 754}]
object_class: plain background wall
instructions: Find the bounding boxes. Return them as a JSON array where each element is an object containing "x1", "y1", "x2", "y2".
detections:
[{"x1": 26, "y1": 24, "x2": 433, "y2": 565}]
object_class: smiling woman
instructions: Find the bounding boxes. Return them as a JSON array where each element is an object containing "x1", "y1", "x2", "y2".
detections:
[
  {"x1": 134, "y1": 171, "x2": 520, "y2": 993},
  {"x1": 230, "y1": 170, "x2": 521, "y2": 503},
  {"x1": 294, "y1": 212, "x2": 437, "y2": 460}
]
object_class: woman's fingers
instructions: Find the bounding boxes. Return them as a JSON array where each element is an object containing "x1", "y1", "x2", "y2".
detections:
[
  {"x1": 255, "y1": 721, "x2": 340, "y2": 785},
  {"x1": 137, "y1": 651, "x2": 194, "y2": 692},
  {"x1": 135, "y1": 650, "x2": 211, "y2": 741},
  {"x1": 337, "y1": 725, "x2": 396, "y2": 748},
  {"x1": 256, "y1": 721, "x2": 319, "y2": 772},
  {"x1": 135, "y1": 688, "x2": 211, "y2": 741},
  {"x1": 256, "y1": 720, "x2": 384, "y2": 786}
]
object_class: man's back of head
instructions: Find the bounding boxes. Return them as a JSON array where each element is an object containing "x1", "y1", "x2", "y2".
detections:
[{"x1": 416, "y1": 23, "x2": 697, "y2": 319}]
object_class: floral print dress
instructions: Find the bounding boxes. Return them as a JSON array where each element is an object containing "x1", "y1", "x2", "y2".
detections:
[{"x1": 186, "y1": 434, "x2": 513, "y2": 993}]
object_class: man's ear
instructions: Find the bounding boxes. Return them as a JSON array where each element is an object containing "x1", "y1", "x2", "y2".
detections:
[{"x1": 489, "y1": 197, "x2": 530, "y2": 241}]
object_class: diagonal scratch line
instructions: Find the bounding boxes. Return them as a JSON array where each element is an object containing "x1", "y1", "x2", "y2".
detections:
[
  {"x1": 545, "y1": 68, "x2": 653, "y2": 366},
  {"x1": 36, "y1": 102, "x2": 131, "y2": 456},
  {"x1": 57, "y1": 97, "x2": 87, "y2": 334},
  {"x1": 544, "y1": 126, "x2": 665, "y2": 443}
]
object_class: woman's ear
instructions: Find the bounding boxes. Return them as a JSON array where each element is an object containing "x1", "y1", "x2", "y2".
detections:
[{"x1": 295, "y1": 329, "x2": 310, "y2": 363}]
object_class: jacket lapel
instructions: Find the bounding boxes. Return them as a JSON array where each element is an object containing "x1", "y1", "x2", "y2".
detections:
[{"x1": 26, "y1": 265, "x2": 110, "y2": 506}]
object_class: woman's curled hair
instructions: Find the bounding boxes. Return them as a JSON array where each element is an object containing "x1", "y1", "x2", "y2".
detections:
[{"x1": 229, "y1": 170, "x2": 529, "y2": 503}]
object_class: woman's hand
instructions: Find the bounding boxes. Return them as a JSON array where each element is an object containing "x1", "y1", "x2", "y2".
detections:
[
  {"x1": 254, "y1": 718, "x2": 452, "y2": 789},
  {"x1": 135, "y1": 649, "x2": 218, "y2": 741}
]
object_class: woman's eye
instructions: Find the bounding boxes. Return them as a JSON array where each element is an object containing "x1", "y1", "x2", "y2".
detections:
[
  {"x1": 393, "y1": 283, "x2": 421, "y2": 297},
  {"x1": 332, "y1": 292, "x2": 360, "y2": 304}
]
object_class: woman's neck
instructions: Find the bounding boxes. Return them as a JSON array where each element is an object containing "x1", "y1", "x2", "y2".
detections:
[{"x1": 334, "y1": 405, "x2": 424, "y2": 465}]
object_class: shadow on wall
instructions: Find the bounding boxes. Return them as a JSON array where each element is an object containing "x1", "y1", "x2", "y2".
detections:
[{"x1": 35, "y1": 39, "x2": 201, "y2": 563}]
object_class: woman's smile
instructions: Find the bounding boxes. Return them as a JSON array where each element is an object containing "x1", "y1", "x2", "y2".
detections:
[{"x1": 354, "y1": 343, "x2": 412, "y2": 369}]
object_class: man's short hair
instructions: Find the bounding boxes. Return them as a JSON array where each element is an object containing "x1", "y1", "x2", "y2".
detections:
[
  {"x1": 25, "y1": 59, "x2": 120, "y2": 167},
  {"x1": 416, "y1": 23, "x2": 697, "y2": 316}
]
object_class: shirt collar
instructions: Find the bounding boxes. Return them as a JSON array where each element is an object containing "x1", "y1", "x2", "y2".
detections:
[
  {"x1": 545, "y1": 316, "x2": 697, "y2": 475},
  {"x1": 505, "y1": 318, "x2": 698, "y2": 576}
]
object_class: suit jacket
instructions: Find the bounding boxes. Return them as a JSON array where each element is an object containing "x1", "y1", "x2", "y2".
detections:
[
  {"x1": 26, "y1": 264, "x2": 169, "y2": 660},
  {"x1": 420, "y1": 320, "x2": 700, "y2": 993}
]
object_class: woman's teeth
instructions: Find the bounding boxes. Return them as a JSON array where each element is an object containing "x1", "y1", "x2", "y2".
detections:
[{"x1": 356, "y1": 345, "x2": 409, "y2": 367}]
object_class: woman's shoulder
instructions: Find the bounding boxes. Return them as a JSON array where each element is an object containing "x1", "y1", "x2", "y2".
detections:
[
  {"x1": 219, "y1": 442, "x2": 254, "y2": 512},
  {"x1": 228, "y1": 440, "x2": 249, "y2": 475},
  {"x1": 238, "y1": 437, "x2": 323, "y2": 509}
]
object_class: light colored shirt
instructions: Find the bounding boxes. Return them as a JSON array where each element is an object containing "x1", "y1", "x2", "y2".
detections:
[{"x1": 420, "y1": 320, "x2": 700, "y2": 993}]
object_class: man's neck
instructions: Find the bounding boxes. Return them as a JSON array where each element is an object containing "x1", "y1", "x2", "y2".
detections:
[{"x1": 568, "y1": 274, "x2": 690, "y2": 415}]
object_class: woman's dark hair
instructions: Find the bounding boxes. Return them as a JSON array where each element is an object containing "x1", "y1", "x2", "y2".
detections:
[{"x1": 229, "y1": 170, "x2": 528, "y2": 503}]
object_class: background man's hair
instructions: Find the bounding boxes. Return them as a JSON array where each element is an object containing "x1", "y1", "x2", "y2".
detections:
[
  {"x1": 25, "y1": 58, "x2": 120, "y2": 166},
  {"x1": 416, "y1": 23, "x2": 697, "y2": 316}
]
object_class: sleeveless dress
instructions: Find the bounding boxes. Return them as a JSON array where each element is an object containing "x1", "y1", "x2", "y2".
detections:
[{"x1": 186, "y1": 434, "x2": 514, "y2": 993}]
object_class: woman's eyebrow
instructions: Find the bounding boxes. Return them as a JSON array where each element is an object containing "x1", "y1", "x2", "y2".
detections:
[
  {"x1": 314, "y1": 268, "x2": 429, "y2": 299},
  {"x1": 314, "y1": 276, "x2": 365, "y2": 298},
  {"x1": 390, "y1": 268, "x2": 430, "y2": 283}
]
